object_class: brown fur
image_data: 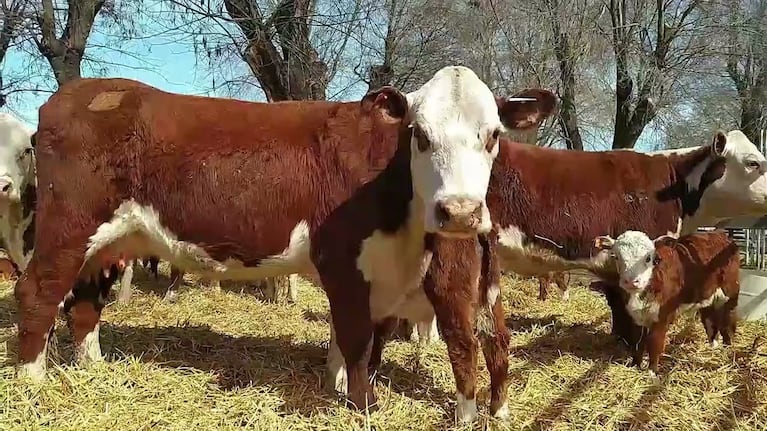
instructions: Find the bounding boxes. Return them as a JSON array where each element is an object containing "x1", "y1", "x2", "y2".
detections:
[
  {"x1": 537, "y1": 272, "x2": 569, "y2": 300},
  {"x1": 628, "y1": 231, "x2": 740, "y2": 376}
]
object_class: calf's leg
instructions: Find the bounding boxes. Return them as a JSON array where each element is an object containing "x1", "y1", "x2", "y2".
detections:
[
  {"x1": 700, "y1": 307, "x2": 718, "y2": 347},
  {"x1": 368, "y1": 317, "x2": 398, "y2": 380},
  {"x1": 537, "y1": 275, "x2": 550, "y2": 301},
  {"x1": 423, "y1": 236, "x2": 481, "y2": 423},
  {"x1": 477, "y1": 234, "x2": 510, "y2": 418},
  {"x1": 646, "y1": 320, "x2": 671, "y2": 382},
  {"x1": 163, "y1": 266, "x2": 184, "y2": 303},
  {"x1": 554, "y1": 271, "x2": 569, "y2": 301}
]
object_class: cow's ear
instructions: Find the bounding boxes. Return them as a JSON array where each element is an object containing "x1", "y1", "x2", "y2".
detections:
[
  {"x1": 362, "y1": 86, "x2": 409, "y2": 124},
  {"x1": 594, "y1": 235, "x2": 616, "y2": 250},
  {"x1": 497, "y1": 89, "x2": 558, "y2": 130},
  {"x1": 712, "y1": 130, "x2": 727, "y2": 156}
]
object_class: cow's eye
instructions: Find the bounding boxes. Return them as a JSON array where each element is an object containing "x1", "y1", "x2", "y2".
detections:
[
  {"x1": 486, "y1": 128, "x2": 501, "y2": 152},
  {"x1": 747, "y1": 160, "x2": 760, "y2": 170},
  {"x1": 652, "y1": 255, "x2": 661, "y2": 265}
]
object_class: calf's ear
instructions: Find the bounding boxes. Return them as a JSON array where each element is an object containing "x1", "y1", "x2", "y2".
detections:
[
  {"x1": 594, "y1": 235, "x2": 616, "y2": 250},
  {"x1": 711, "y1": 130, "x2": 727, "y2": 156},
  {"x1": 361, "y1": 86, "x2": 409, "y2": 124},
  {"x1": 496, "y1": 89, "x2": 558, "y2": 130}
]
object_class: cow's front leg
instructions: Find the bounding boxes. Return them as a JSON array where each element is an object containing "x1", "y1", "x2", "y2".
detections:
[
  {"x1": 424, "y1": 237, "x2": 481, "y2": 423},
  {"x1": 116, "y1": 260, "x2": 134, "y2": 305}
]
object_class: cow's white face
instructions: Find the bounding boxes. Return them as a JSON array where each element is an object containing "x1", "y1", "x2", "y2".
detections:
[
  {"x1": 595, "y1": 231, "x2": 658, "y2": 293},
  {"x1": 711, "y1": 130, "x2": 767, "y2": 216},
  {"x1": 0, "y1": 114, "x2": 34, "y2": 204},
  {"x1": 403, "y1": 66, "x2": 556, "y2": 237}
]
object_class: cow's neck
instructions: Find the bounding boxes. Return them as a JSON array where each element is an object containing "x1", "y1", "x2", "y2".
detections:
[{"x1": 668, "y1": 147, "x2": 726, "y2": 221}]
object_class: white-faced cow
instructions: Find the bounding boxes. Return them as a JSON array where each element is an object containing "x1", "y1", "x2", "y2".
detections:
[
  {"x1": 0, "y1": 113, "x2": 36, "y2": 274},
  {"x1": 15, "y1": 66, "x2": 556, "y2": 421}
]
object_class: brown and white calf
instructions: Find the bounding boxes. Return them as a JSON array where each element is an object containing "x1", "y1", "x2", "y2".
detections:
[
  {"x1": 16, "y1": 66, "x2": 556, "y2": 420},
  {"x1": 594, "y1": 230, "x2": 740, "y2": 380},
  {"x1": 412, "y1": 130, "x2": 767, "y2": 345}
]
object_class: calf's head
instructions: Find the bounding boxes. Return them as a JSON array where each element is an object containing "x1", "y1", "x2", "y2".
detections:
[
  {"x1": 594, "y1": 231, "x2": 678, "y2": 293},
  {"x1": 0, "y1": 114, "x2": 34, "y2": 204},
  {"x1": 363, "y1": 66, "x2": 557, "y2": 237}
]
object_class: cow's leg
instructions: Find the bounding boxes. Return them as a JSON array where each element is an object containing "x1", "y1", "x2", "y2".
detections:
[
  {"x1": 554, "y1": 272, "x2": 569, "y2": 301},
  {"x1": 288, "y1": 274, "x2": 300, "y2": 303},
  {"x1": 646, "y1": 320, "x2": 670, "y2": 383},
  {"x1": 478, "y1": 234, "x2": 510, "y2": 419},
  {"x1": 423, "y1": 237, "x2": 481, "y2": 423},
  {"x1": 117, "y1": 260, "x2": 134, "y2": 305},
  {"x1": 368, "y1": 317, "x2": 398, "y2": 380},
  {"x1": 328, "y1": 297, "x2": 375, "y2": 411},
  {"x1": 163, "y1": 266, "x2": 183, "y2": 303},
  {"x1": 716, "y1": 297, "x2": 738, "y2": 346},
  {"x1": 411, "y1": 315, "x2": 440, "y2": 343},
  {"x1": 325, "y1": 318, "x2": 348, "y2": 395},
  {"x1": 262, "y1": 276, "x2": 293, "y2": 304},
  {"x1": 16, "y1": 252, "x2": 86, "y2": 380},
  {"x1": 700, "y1": 306, "x2": 718, "y2": 347},
  {"x1": 64, "y1": 267, "x2": 117, "y2": 364},
  {"x1": 602, "y1": 283, "x2": 640, "y2": 345},
  {"x1": 537, "y1": 275, "x2": 549, "y2": 300}
]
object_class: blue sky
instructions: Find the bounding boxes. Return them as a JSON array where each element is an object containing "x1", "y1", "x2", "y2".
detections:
[{"x1": 0, "y1": 1, "x2": 660, "y2": 152}]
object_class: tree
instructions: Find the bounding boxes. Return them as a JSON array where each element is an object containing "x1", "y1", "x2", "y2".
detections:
[
  {"x1": 34, "y1": 0, "x2": 107, "y2": 85},
  {"x1": 607, "y1": 0, "x2": 708, "y2": 149},
  {"x1": 725, "y1": 0, "x2": 767, "y2": 144},
  {"x1": 0, "y1": 0, "x2": 30, "y2": 106}
]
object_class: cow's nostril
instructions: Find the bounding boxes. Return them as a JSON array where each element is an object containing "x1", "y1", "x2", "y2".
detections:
[{"x1": 1, "y1": 183, "x2": 10, "y2": 192}]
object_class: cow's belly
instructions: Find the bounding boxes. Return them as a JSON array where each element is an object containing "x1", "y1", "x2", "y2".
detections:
[
  {"x1": 357, "y1": 227, "x2": 433, "y2": 323},
  {"x1": 82, "y1": 199, "x2": 316, "y2": 280},
  {"x1": 496, "y1": 224, "x2": 615, "y2": 277}
]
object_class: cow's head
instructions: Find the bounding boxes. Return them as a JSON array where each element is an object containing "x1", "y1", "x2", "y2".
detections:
[
  {"x1": 702, "y1": 130, "x2": 767, "y2": 218},
  {"x1": 362, "y1": 66, "x2": 556, "y2": 237},
  {"x1": 0, "y1": 114, "x2": 35, "y2": 205},
  {"x1": 594, "y1": 231, "x2": 675, "y2": 293}
]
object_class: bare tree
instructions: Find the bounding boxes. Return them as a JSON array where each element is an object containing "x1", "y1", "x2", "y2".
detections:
[
  {"x1": 0, "y1": 0, "x2": 30, "y2": 106},
  {"x1": 725, "y1": 0, "x2": 767, "y2": 144},
  {"x1": 607, "y1": 0, "x2": 709, "y2": 149},
  {"x1": 34, "y1": 0, "x2": 107, "y2": 85}
]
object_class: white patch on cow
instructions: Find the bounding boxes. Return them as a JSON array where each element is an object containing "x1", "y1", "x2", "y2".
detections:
[
  {"x1": 406, "y1": 66, "x2": 502, "y2": 236},
  {"x1": 17, "y1": 330, "x2": 48, "y2": 382},
  {"x1": 456, "y1": 393, "x2": 479, "y2": 423},
  {"x1": 326, "y1": 322, "x2": 348, "y2": 394},
  {"x1": 82, "y1": 200, "x2": 314, "y2": 281},
  {"x1": 711, "y1": 339, "x2": 720, "y2": 349},
  {"x1": 488, "y1": 282, "x2": 500, "y2": 306},
  {"x1": 648, "y1": 369, "x2": 660, "y2": 384},
  {"x1": 497, "y1": 225, "x2": 526, "y2": 250},
  {"x1": 494, "y1": 402, "x2": 510, "y2": 419},
  {"x1": 678, "y1": 288, "x2": 729, "y2": 314},
  {"x1": 76, "y1": 323, "x2": 103, "y2": 364},
  {"x1": 626, "y1": 291, "x2": 661, "y2": 327},
  {"x1": 560, "y1": 288, "x2": 570, "y2": 302},
  {"x1": 117, "y1": 260, "x2": 134, "y2": 304}
]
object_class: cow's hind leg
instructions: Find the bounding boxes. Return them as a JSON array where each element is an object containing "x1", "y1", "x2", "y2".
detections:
[
  {"x1": 368, "y1": 317, "x2": 398, "y2": 381},
  {"x1": 117, "y1": 260, "x2": 134, "y2": 305},
  {"x1": 15, "y1": 252, "x2": 86, "y2": 380},
  {"x1": 700, "y1": 307, "x2": 718, "y2": 347},
  {"x1": 64, "y1": 266, "x2": 118, "y2": 364},
  {"x1": 163, "y1": 266, "x2": 183, "y2": 303}
]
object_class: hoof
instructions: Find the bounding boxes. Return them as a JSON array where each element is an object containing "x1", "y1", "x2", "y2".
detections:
[
  {"x1": 647, "y1": 370, "x2": 660, "y2": 385},
  {"x1": 163, "y1": 290, "x2": 179, "y2": 303},
  {"x1": 560, "y1": 289, "x2": 570, "y2": 302},
  {"x1": 492, "y1": 402, "x2": 510, "y2": 419},
  {"x1": 456, "y1": 393, "x2": 478, "y2": 423}
]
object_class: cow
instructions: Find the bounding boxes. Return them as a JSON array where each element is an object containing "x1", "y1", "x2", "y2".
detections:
[
  {"x1": 409, "y1": 130, "x2": 767, "y2": 345},
  {"x1": 15, "y1": 66, "x2": 556, "y2": 421},
  {"x1": 0, "y1": 113, "x2": 36, "y2": 274},
  {"x1": 593, "y1": 230, "x2": 740, "y2": 381}
]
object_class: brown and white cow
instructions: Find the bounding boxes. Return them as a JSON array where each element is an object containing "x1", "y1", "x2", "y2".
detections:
[
  {"x1": 0, "y1": 113, "x2": 36, "y2": 274},
  {"x1": 15, "y1": 66, "x2": 556, "y2": 420},
  {"x1": 594, "y1": 230, "x2": 740, "y2": 381},
  {"x1": 411, "y1": 130, "x2": 767, "y2": 344}
]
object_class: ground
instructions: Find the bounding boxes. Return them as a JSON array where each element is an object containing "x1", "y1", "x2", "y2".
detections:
[{"x1": 1, "y1": 267, "x2": 767, "y2": 431}]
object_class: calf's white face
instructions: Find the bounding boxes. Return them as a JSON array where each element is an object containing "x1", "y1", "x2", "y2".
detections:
[
  {"x1": 595, "y1": 231, "x2": 658, "y2": 293},
  {"x1": 0, "y1": 113, "x2": 34, "y2": 204},
  {"x1": 404, "y1": 66, "x2": 557, "y2": 237}
]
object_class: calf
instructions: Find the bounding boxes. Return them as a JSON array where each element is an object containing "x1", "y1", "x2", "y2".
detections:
[
  {"x1": 0, "y1": 113, "x2": 36, "y2": 273},
  {"x1": 17, "y1": 66, "x2": 555, "y2": 420},
  {"x1": 537, "y1": 271, "x2": 569, "y2": 301},
  {"x1": 594, "y1": 230, "x2": 740, "y2": 380}
]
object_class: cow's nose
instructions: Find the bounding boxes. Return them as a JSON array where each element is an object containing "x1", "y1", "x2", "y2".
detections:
[{"x1": 435, "y1": 197, "x2": 483, "y2": 235}]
